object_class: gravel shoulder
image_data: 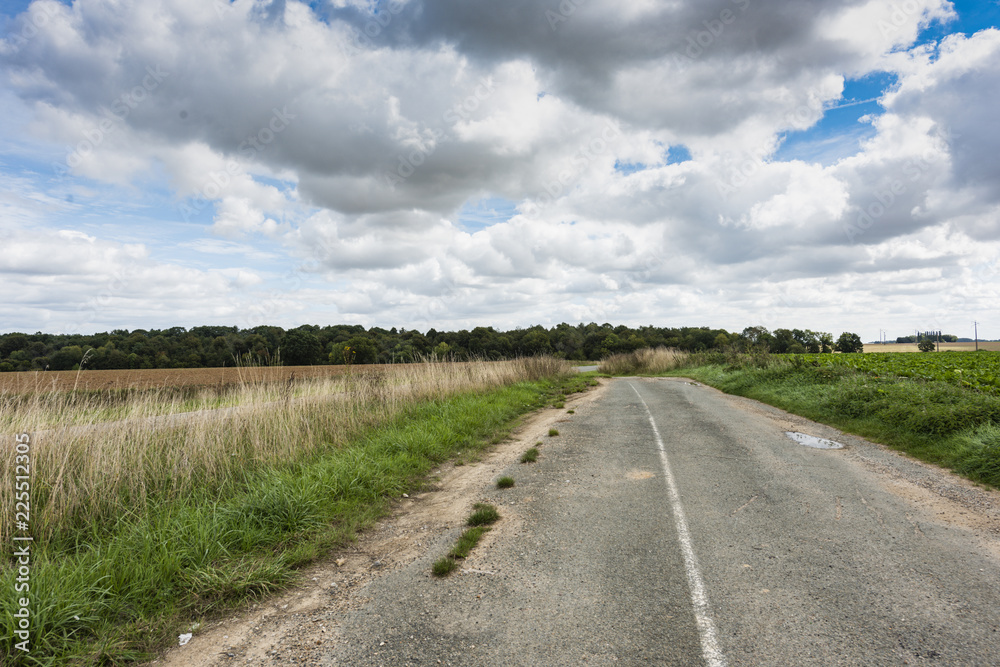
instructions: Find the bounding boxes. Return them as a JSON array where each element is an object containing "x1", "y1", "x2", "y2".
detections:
[{"x1": 150, "y1": 377, "x2": 1000, "y2": 666}]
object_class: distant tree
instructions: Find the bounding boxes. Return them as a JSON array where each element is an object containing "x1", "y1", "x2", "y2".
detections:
[
  {"x1": 331, "y1": 336, "x2": 379, "y2": 364},
  {"x1": 917, "y1": 339, "x2": 936, "y2": 352},
  {"x1": 0, "y1": 333, "x2": 29, "y2": 358},
  {"x1": 521, "y1": 330, "x2": 552, "y2": 356},
  {"x1": 771, "y1": 329, "x2": 795, "y2": 354},
  {"x1": 281, "y1": 329, "x2": 322, "y2": 365},
  {"x1": 0, "y1": 321, "x2": 756, "y2": 372},
  {"x1": 739, "y1": 326, "x2": 773, "y2": 351},
  {"x1": 49, "y1": 345, "x2": 84, "y2": 371},
  {"x1": 793, "y1": 329, "x2": 821, "y2": 353},
  {"x1": 835, "y1": 332, "x2": 864, "y2": 353},
  {"x1": 818, "y1": 332, "x2": 834, "y2": 353}
]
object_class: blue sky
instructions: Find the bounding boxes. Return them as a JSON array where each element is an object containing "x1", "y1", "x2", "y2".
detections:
[{"x1": 2, "y1": 0, "x2": 1000, "y2": 341}]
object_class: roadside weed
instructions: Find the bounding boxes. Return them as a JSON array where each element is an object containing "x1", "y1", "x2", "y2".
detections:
[
  {"x1": 467, "y1": 503, "x2": 500, "y2": 526},
  {"x1": 432, "y1": 504, "x2": 500, "y2": 577},
  {"x1": 432, "y1": 558, "x2": 457, "y2": 577},
  {"x1": 449, "y1": 526, "x2": 490, "y2": 559}
]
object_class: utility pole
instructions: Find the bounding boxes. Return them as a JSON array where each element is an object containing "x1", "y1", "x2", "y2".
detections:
[
  {"x1": 936, "y1": 330, "x2": 940, "y2": 352},
  {"x1": 975, "y1": 321, "x2": 979, "y2": 352}
]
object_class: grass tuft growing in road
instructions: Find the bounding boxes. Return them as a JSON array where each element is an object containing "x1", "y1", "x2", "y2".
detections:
[
  {"x1": 496, "y1": 476, "x2": 515, "y2": 489},
  {"x1": 520, "y1": 448, "x2": 539, "y2": 463},
  {"x1": 432, "y1": 504, "x2": 501, "y2": 577},
  {"x1": 448, "y1": 526, "x2": 491, "y2": 559},
  {"x1": 432, "y1": 558, "x2": 458, "y2": 577},
  {"x1": 467, "y1": 503, "x2": 501, "y2": 526}
]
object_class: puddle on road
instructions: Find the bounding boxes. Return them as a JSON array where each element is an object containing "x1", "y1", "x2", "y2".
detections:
[{"x1": 785, "y1": 431, "x2": 845, "y2": 450}]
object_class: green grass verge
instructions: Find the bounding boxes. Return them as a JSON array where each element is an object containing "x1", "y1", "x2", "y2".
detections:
[
  {"x1": 1, "y1": 375, "x2": 581, "y2": 665},
  {"x1": 666, "y1": 359, "x2": 1000, "y2": 489}
]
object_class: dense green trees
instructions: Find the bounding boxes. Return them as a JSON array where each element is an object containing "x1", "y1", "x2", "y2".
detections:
[
  {"x1": 281, "y1": 329, "x2": 323, "y2": 365},
  {"x1": 835, "y1": 332, "x2": 864, "y2": 354},
  {"x1": 331, "y1": 335, "x2": 380, "y2": 364},
  {"x1": 0, "y1": 323, "x2": 879, "y2": 372}
]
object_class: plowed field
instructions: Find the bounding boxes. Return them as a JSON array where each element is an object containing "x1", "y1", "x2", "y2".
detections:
[{"x1": 0, "y1": 364, "x2": 374, "y2": 392}]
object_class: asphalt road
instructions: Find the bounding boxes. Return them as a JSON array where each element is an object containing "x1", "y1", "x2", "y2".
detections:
[{"x1": 317, "y1": 377, "x2": 1000, "y2": 666}]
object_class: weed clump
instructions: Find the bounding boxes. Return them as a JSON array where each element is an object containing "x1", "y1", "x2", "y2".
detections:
[
  {"x1": 432, "y1": 504, "x2": 501, "y2": 577},
  {"x1": 432, "y1": 557, "x2": 457, "y2": 577},
  {"x1": 520, "y1": 448, "x2": 539, "y2": 463},
  {"x1": 496, "y1": 476, "x2": 515, "y2": 489},
  {"x1": 449, "y1": 526, "x2": 490, "y2": 559},
  {"x1": 467, "y1": 503, "x2": 500, "y2": 526}
]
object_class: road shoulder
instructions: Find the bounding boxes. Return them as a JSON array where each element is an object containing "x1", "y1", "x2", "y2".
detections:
[{"x1": 149, "y1": 381, "x2": 609, "y2": 666}]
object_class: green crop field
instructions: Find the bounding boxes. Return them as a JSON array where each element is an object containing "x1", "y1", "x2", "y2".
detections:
[{"x1": 798, "y1": 351, "x2": 1000, "y2": 395}]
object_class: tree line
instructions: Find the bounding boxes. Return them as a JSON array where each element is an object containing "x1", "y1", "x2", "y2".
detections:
[{"x1": 0, "y1": 324, "x2": 864, "y2": 372}]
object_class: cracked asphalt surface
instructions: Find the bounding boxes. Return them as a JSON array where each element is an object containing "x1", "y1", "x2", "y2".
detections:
[{"x1": 161, "y1": 377, "x2": 1000, "y2": 666}]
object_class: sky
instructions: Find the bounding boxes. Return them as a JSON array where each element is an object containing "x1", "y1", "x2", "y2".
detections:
[{"x1": 1, "y1": 0, "x2": 999, "y2": 342}]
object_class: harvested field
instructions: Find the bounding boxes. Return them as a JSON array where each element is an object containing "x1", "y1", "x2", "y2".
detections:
[{"x1": 0, "y1": 363, "x2": 420, "y2": 393}]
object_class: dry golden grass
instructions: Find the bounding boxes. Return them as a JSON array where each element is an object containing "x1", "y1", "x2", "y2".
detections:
[
  {"x1": 0, "y1": 357, "x2": 568, "y2": 545},
  {"x1": 597, "y1": 347, "x2": 690, "y2": 374}
]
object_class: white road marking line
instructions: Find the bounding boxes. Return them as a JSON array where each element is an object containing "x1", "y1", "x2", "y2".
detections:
[{"x1": 630, "y1": 382, "x2": 727, "y2": 667}]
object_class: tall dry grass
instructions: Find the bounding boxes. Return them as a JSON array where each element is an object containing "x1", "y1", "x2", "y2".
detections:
[
  {"x1": 597, "y1": 347, "x2": 691, "y2": 375},
  {"x1": 0, "y1": 357, "x2": 568, "y2": 546}
]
